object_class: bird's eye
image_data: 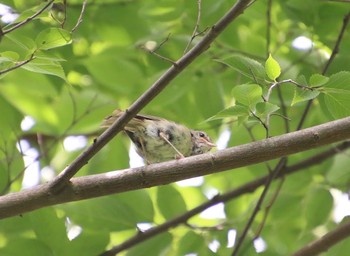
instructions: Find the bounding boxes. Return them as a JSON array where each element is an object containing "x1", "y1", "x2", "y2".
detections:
[{"x1": 199, "y1": 132, "x2": 205, "y2": 138}]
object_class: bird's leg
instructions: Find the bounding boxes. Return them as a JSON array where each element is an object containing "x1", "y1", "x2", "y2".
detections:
[{"x1": 159, "y1": 131, "x2": 185, "y2": 159}]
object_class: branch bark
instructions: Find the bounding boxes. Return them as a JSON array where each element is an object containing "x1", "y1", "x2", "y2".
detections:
[
  {"x1": 291, "y1": 220, "x2": 350, "y2": 256},
  {"x1": 1, "y1": 116, "x2": 350, "y2": 219}
]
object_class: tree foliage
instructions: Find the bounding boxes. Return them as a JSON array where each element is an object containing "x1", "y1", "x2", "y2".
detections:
[{"x1": 1, "y1": 0, "x2": 350, "y2": 255}]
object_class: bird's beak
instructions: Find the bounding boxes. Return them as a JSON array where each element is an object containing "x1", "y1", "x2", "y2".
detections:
[{"x1": 200, "y1": 138, "x2": 216, "y2": 147}]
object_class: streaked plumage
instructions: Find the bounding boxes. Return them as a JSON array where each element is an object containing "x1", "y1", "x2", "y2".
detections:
[{"x1": 102, "y1": 109, "x2": 215, "y2": 164}]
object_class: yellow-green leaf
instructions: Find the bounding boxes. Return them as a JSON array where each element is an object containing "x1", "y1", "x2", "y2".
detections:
[
  {"x1": 36, "y1": 28, "x2": 72, "y2": 50},
  {"x1": 265, "y1": 54, "x2": 281, "y2": 81}
]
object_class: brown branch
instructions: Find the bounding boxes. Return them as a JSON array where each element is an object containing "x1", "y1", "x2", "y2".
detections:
[
  {"x1": 49, "y1": 0, "x2": 255, "y2": 194},
  {"x1": 99, "y1": 140, "x2": 350, "y2": 255},
  {"x1": 3, "y1": 0, "x2": 54, "y2": 35},
  {"x1": 0, "y1": 117, "x2": 350, "y2": 219},
  {"x1": 291, "y1": 220, "x2": 350, "y2": 256}
]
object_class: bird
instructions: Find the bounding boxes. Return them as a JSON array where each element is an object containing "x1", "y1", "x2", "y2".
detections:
[{"x1": 101, "y1": 109, "x2": 216, "y2": 164}]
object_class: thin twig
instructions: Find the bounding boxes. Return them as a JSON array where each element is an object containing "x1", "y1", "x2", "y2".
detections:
[
  {"x1": 36, "y1": 133, "x2": 49, "y2": 164},
  {"x1": 146, "y1": 50, "x2": 177, "y2": 65},
  {"x1": 265, "y1": 79, "x2": 314, "y2": 102},
  {"x1": 50, "y1": 0, "x2": 67, "y2": 28},
  {"x1": 231, "y1": 158, "x2": 287, "y2": 256},
  {"x1": 270, "y1": 112, "x2": 291, "y2": 121},
  {"x1": 250, "y1": 110, "x2": 269, "y2": 138},
  {"x1": 254, "y1": 178, "x2": 285, "y2": 239},
  {"x1": 142, "y1": 34, "x2": 177, "y2": 65},
  {"x1": 276, "y1": 86, "x2": 290, "y2": 132},
  {"x1": 68, "y1": 90, "x2": 79, "y2": 126},
  {"x1": 184, "y1": 0, "x2": 202, "y2": 53},
  {"x1": 71, "y1": 0, "x2": 88, "y2": 33},
  {"x1": 0, "y1": 54, "x2": 36, "y2": 75},
  {"x1": 322, "y1": 11, "x2": 350, "y2": 75},
  {"x1": 3, "y1": 0, "x2": 54, "y2": 35},
  {"x1": 296, "y1": 100, "x2": 312, "y2": 131}
]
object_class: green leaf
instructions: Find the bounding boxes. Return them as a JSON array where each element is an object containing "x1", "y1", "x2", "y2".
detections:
[
  {"x1": 5, "y1": 34, "x2": 37, "y2": 51},
  {"x1": 303, "y1": 187, "x2": 333, "y2": 228},
  {"x1": 290, "y1": 75, "x2": 320, "y2": 106},
  {"x1": 0, "y1": 51, "x2": 20, "y2": 78},
  {"x1": 60, "y1": 191, "x2": 154, "y2": 231},
  {"x1": 309, "y1": 74, "x2": 329, "y2": 87},
  {"x1": 126, "y1": 232, "x2": 172, "y2": 256},
  {"x1": 207, "y1": 105, "x2": 249, "y2": 121},
  {"x1": 255, "y1": 102, "x2": 280, "y2": 117},
  {"x1": 292, "y1": 89, "x2": 320, "y2": 106},
  {"x1": 232, "y1": 84, "x2": 263, "y2": 107},
  {"x1": 319, "y1": 71, "x2": 350, "y2": 119},
  {"x1": 326, "y1": 153, "x2": 350, "y2": 188},
  {"x1": 265, "y1": 54, "x2": 281, "y2": 81},
  {"x1": 21, "y1": 57, "x2": 67, "y2": 80},
  {"x1": 157, "y1": 185, "x2": 187, "y2": 219},
  {"x1": 83, "y1": 47, "x2": 143, "y2": 93},
  {"x1": 177, "y1": 231, "x2": 206, "y2": 255},
  {"x1": 67, "y1": 230, "x2": 109, "y2": 256},
  {"x1": 0, "y1": 92, "x2": 23, "y2": 135},
  {"x1": 0, "y1": 238, "x2": 52, "y2": 256},
  {"x1": 215, "y1": 54, "x2": 266, "y2": 83},
  {"x1": 0, "y1": 51, "x2": 19, "y2": 63},
  {"x1": 36, "y1": 28, "x2": 72, "y2": 50},
  {"x1": 27, "y1": 208, "x2": 69, "y2": 254}
]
